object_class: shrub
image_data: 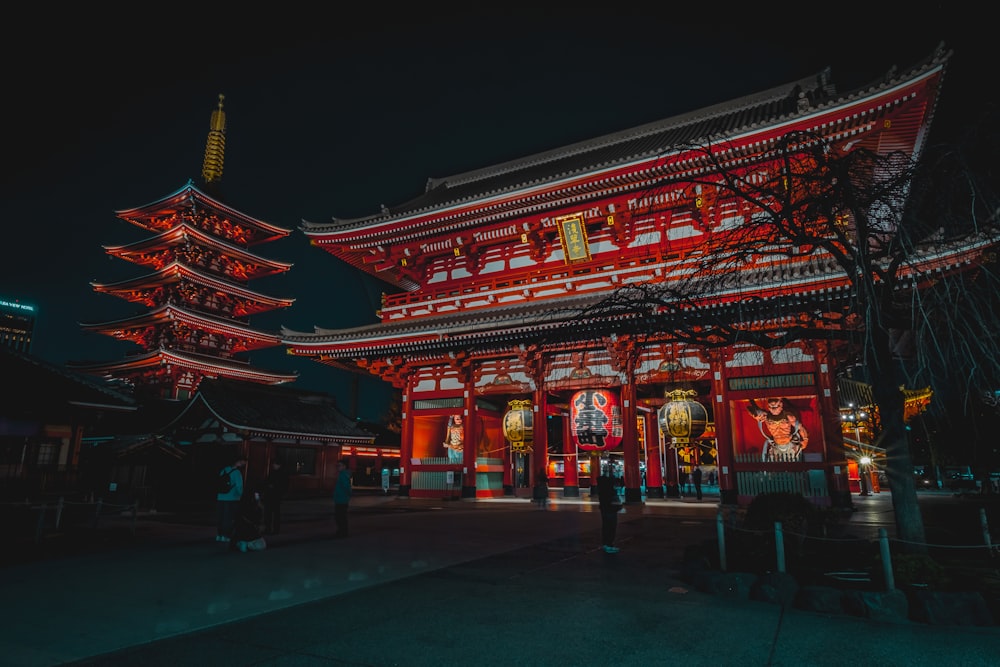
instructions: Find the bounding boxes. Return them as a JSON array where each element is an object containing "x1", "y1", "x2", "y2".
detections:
[
  {"x1": 888, "y1": 553, "x2": 947, "y2": 588},
  {"x1": 744, "y1": 492, "x2": 817, "y2": 535}
]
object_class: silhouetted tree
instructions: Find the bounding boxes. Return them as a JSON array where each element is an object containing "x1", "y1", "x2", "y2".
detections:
[{"x1": 560, "y1": 114, "x2": 1000, "y2": 552}]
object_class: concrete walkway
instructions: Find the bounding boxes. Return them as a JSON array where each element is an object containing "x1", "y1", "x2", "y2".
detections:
[{"x1": 4, "y1": 491, "x2": 999, "y2": 666}]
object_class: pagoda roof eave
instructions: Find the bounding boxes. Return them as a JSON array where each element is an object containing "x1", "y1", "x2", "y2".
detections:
[
  {"x1": 103, "y1": 222, "x2": 293, "y2": 273},
  {"x1": 115, "y1": 182, "x2": 292, "y2": 244},
  {"x1": 67, "y1": 349, "x2": 297, "y2": 385},
  {"x1": 79, "y1": 303, "x2": 283, "y2": 346},
  {"x1": 91, "y1": 262, "x2": 295, "y2": 308}
]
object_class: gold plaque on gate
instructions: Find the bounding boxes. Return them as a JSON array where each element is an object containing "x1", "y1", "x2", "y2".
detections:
[{"x1": 555, "y1": 214, "x2": 591, "y2": 264}]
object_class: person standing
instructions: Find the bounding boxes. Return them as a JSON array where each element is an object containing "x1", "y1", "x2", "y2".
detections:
[
  {"x1": 333, "y1": 459, "x2": 352, "y2": 539},
  {"x1": 597, "y1": 473, "x2": 622, "y2": 553},
  {"x1": 533, "y1": 468, "x2": 549, "y2": 510},
  {"x1": 216, "y1": 457, "x2": 247, "y2": 543},
  {"x1": 262, "y1": 459, "x2": 290, "y2": 535},
  {"x1": 231, "y1": 491, "x2": 267, "y2": 553},
  {"x1": 692, "y1": 465, "x2": 703, "y2": 500}
]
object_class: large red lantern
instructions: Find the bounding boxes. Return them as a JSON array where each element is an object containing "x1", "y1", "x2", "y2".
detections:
[{"x1": 570, "y1": 389, "x2": 623, "y2": 451}]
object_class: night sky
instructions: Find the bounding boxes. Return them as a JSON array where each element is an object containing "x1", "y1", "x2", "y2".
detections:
[{"x1": 1, "y1": 7, "x2": 991, "y2": 421}]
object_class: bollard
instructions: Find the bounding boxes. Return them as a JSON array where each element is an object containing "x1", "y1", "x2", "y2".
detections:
[
  {"x1": 35, "y1": 503, "x2": 46, "y2": 542},
  {"x1": 879, "y1": 528, "x2": 895, "y2": 591},
  {"x1": 981, "y1": 508, "x2": 993, "y2": 558},
  {"x1": 716, "y1": 510, "x2": 727, "y2": 572},
  {"x1": 131, "y1": 501, "x2": 138, "y2": 536},
  {"x1": 774, "y1": 521, "x2": 786, "y2": 573},
  {"x1": 55, "y1": 496, "x2": 64, "y2": 530},
  {"x1": 93, "y1": 498, "x2": 103, "y2": 530}
]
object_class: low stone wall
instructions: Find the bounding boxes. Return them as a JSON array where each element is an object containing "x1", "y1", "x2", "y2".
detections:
[{"x1": 679, "y1": 561, "x2": 996, "y2": 626}]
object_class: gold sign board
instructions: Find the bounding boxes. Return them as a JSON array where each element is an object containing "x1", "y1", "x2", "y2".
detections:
[{"x1": 555, "y1": 214, "x2": 591, "y2": 264}]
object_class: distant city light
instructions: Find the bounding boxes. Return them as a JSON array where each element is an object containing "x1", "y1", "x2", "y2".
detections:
[{"x1": 0, "y1": 299, "x2": 35, "y2": 312}]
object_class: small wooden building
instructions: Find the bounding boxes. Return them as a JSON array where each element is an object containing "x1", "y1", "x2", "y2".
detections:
[
  {"x1": 162, "y1": 378, "x2": 384, "y2": 498},
  {"x1": 0, "y1": 347, "x2": 138, "y2": 499}
]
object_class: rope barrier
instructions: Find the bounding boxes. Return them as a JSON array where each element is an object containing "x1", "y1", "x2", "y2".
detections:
[
  {"x1": 721, "y1": 521, "x2": 998, "y2": 552},
  {"x1": 716, "y1": 510, "x2": 998, "y2": 591},
  {"x1": 7, "y1": 497, "x2": 141, "y2": 541}
]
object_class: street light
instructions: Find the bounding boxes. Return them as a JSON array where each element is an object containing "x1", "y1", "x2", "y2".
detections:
[
  {"x1": 859, "y1": 455, "x2": 872, "y2": 496},
  {"x1": 842, "y1": 403, "x2": 871, "y2": 496}
]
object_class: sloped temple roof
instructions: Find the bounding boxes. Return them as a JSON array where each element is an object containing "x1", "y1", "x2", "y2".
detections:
[
  {"x1": 286, "y1": 45, "x2": 959, "y2": 365},
  {"x1": 300, "y1": 44, "x2": 949, "y2": 285},
  {"x1": 118, "y1": 183, "x2": 292, "y2": 246},
  {"x1": 164, "y1": 378, "x2": 375, "y2": 443}
]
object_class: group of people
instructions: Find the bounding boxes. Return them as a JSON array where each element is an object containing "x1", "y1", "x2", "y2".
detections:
[
  {"x1": 677, "y1": 466, "x2": 709, "y2": 500},
  {"x1": 215, "y1": 456, "x2": 353, "y2": 551},
  {"x1": 212, "y1": 455, "x2": 625, "y2": 555}
]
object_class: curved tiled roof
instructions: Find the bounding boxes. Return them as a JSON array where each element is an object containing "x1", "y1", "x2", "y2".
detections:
[
  {"x1": 171, "y1": 378, "x2": 375, "y2": 441},
  {"x1": 79, "y1": 303, "x2": 284, "y2": 346},
  {"x1": 68, "y1": 348, "x2": 298, "y2": 385},
  {"x1": 3, "y1": 347, "x2": 137, "y2": 420},
  {"x1": 283, "y1": 231, "x2": 992, "y2": 359},
  {"x1": 118, "y1": 182, "x2": 292, "y2": 244},
  {"x1": 302, "y1": 44, "x2": 947, "y2": 233}
]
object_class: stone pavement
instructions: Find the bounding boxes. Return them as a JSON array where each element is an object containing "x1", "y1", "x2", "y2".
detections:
[{"x1": 4, "y1": 491, "x2": 1000, "y2": 666}]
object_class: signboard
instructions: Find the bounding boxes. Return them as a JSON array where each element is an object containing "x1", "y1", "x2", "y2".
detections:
[{"x1": 555, "y1": 214, "x2": 592, "y2": 263}]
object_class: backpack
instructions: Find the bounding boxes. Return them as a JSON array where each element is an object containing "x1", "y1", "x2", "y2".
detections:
[{"x1": 218, "y1": 468, "x2": 234, "y2": 494}]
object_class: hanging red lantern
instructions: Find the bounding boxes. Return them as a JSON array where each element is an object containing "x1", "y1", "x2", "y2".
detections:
[
  {"x1": 657, "y1": 389, "x2": 708, "y2": 444},
  {"x1": 570, "y1": 389, "x2": 623, "y2": 451},
  {"x1": 503, "y1": 399, "x2": 534, "y2": 453}
]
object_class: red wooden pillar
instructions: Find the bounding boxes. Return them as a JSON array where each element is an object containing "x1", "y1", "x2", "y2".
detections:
[
  {"x1": 532, "y1": 386, "x2": 549, "y2": 490},
  {"x1": 621, "y1": 380, "x2": 642, "y2": 503},
  {"x1": 503, "y1": 430, "x2": 515, "y2": 496},
  {"x1": 644, "y1": 409, "x2": 665, "y2": 498},
  {"x1": 562, "y1": 414, "x2": 579, "y2": 497},
  {"x1": 815, "y1": 342, "x2": 852, "y2": 508},
  {"x1": 709, "y1": 352, "x2": 736, "y2": 504},
  {"x1": 589, "y1": 451, "x2": 601, "y2": 496},
  {"x1": 399, "y1": 385, "x2": 414, "y2": 497},
  {"x1": 462, "y1": 389, "x2": 478, "y2": 499},
  {"x1": 664, "y1": 442, "x2": 681, "y2": 498},
  {"x1": 502, "y1": 452, "x2": 515, "y2": 495}
]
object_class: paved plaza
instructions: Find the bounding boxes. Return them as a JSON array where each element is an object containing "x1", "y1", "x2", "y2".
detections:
[{"x1": 4, "y1": 491, "x2": 999, "y2": 666}]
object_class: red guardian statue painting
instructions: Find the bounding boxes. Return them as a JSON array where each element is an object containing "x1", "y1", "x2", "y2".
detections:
[
  {"x1": 746, "y1": 396, "x2": 810, "y2": 462},
  {"x1": 443, "y1": 414, "x2": 465, "y2": 462}
]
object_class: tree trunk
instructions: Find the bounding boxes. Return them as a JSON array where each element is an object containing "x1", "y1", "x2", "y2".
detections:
[{"x1": 871, "y1": 367, "x2": 928, "y2": 554}]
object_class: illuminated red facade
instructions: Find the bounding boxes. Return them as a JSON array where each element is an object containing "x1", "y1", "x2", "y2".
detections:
[
  {"x1": 72, "y1": 98, "x2": 297, "y2": 399},
  {"x1": 284, "y1": 46, "x2": 976, "y2": 505}
]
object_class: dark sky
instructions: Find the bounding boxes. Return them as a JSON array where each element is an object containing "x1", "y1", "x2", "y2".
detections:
[{"x1": 1, "y1": 7, "x2": 991, "y2": 421}]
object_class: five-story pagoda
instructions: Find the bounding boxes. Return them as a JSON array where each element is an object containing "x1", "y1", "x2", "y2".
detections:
[{"x1": 71, "y1": 96, "x2": 297, "y2": 399}]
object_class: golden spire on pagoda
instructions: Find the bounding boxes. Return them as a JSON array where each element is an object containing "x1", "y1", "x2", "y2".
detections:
[{"x1": 201, "y1": 94, "x2": 226, "y2": 186}]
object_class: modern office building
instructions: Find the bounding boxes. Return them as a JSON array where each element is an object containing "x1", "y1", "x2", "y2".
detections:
[{"x1": 0, "y1": 297, "x2": 36, "y2": 354}]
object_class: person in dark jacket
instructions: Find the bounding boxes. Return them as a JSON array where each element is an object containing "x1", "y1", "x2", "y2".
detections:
[
  {"x1": 597, "y1": 474, "x2": 622, "y2": 553},
  {"x1": 215, "y1": 458, "x2": 246, "y2": 543},
  {"x1": 333, "y1": 459, "x2": 352, "y2": 538},
  {"x1": 231, "y1": 491, "x2": 266, "y2": 552},
  {"x1": 692, "y1": 466, "x2": 703, "y2": 500},
  {"x1": 262, "y1": 459, "x2": 290, "y2": 534},
  {"x1": 533, "y1": 468, "x2": 549, "y2": 510}
]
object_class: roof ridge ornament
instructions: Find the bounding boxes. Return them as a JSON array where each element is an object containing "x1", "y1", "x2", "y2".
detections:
[{"x1": 201, "y1": 94, "x2": 226, "y2": 187}]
